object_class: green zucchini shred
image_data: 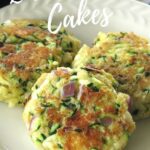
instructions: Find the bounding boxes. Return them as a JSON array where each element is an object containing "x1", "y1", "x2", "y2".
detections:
[
  {"x1": 49, "y1": 123, "x2": 61, "y2": 136},
  {"x1": 57, "y1": 143, "x2": 63, "y2": 149},
  {"x1": 87, "y1": 83, "x2": 99, "y2": 92}
]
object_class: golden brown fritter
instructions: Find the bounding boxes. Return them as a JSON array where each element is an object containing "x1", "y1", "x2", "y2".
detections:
[
  {"x1": 23, "y1": 67, "x2": 135, "y2": 150},
  {"x1": 0, "y1": 19, "x2": 80, "y2": 106},
  {"x1": 73, "y1": 32, "x2": 150, "y2": 120}
]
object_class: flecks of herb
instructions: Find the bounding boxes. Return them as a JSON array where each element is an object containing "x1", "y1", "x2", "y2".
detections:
[
  {"x1": 74, "y1": 128, "x2": 82, "y2": 132},
  {"x1": 132, "y1": 109, "x2": 139, "y2": 116},
  {"x1": 22, "y1": 87, "x2": 27, "y2": 92},
  {"x1": 35, "y1": 85, "x2": 39, "y2": 89},
  {"x1": 35, "y1": 125, "x2": 41, "y2": 131},
  {"x1": 21, "y1": 80, "x2": 28, "y2": 87},
  {"x1": 145, "y1": 71, "x2": 150, "y2": 77},
  {"x1": 125, "y1": 63, "x2": 134, "y2": 67},
  {"x1": 120, "y1": 32, "x2": 126, "y2": 38},
  {"x1": 27, "y1": 24, "x2": 35, "y2": 27},
  {"x1": 49, "y1": 123, "x2": 61, "y2": 136},
  {"x1": 69, "y1": 42, "x2": 73, "y2": 48},
  {"x1": 102, "y1": 138, "x2": 107, "y2": 144},
  {"x1": 35, "y1": 68, "x2": 42, "y2": 73},
  {"x1": 57, "y1": 77, "x2": 61, "y2": 82},
  {"x1": 95, "y1": 38, "x2": 100, "y2": 44},
  {"x1": 80, "y1": 102, "x2": 84, "y2": 113},
  {"x1": 57, "y1": 143, "x2": 63, "y2": 149},
  {"x1": 90, "y1": 148, "x2": 98, "y2": 150},
  {"x1": 99, "y1": 55, "x2": 107, "y2": 62},
  {"x1": 61, "y1": 102, "x2": 76, "y2": 110},
  {"x1": 0, "y1": 42, "x2": 4, "y2": 47},
  {"x1": 89, "y1": 122, "x2": 101, "y2": 128},
  {"x1": 36, "y1": 138, "x2": 42, "y2": 143},
  {"x1": 0, "y1": 63, "x2": 6, "y2": 68},
  {"x1": 41, "y1": 133, "x2": 47, "y2": 140},
  {"x1": 1, "y1": 52, "x2": 8, "y2": 56},
  {"x1": 18, "y1": 78, "x2": 22, "y2": 83},
  {"x1": 62, "y1": 97, "x2": 71, "y2": 102},
  {"x1": 41, "y1": 103, "x2": 55, "y2": 108},
  {"x1": 137, "y1": 67, "x2": 145, "y2": 74},
  {"x1": 61, "y1": 41, "x2": 72, "y2": 52},
  {"x1": 127, "y1": 51, "x2": 138, "y2": 55},
  {"x1": 15, "y1": 44, "x2": 21, "y2": 51},
  {"x1": 15, "y1": 64, "x2": 25, "y2": 70},
  {"x1": 71, "y1": 108, "x2": 77, "y2": 117},
  {"x1": 39, "y1": 24, "x2": 47, "y2": 30},
  {"x1": 48, "y1": 56, "x2": 55, "y2": 61},
  {"x1": 72, "y1": 72, "x2": 77, "y2": 76},
  {"x1": 0, "y1": 33, "x2": 7, "y2": 43},
  {"x1": 143, "y1": 88, "x2": 150, "y2": 94},
  {"x1": 112, "y1": 82, "x2": 119, "y2": 89},
  {"x1": 112, "y1": 54, "x2": 118, "y2": 62},
  {"x1": 51, "y1": 85, "x2": 57, "y2": 94},
  {"x1": 29, "y1": 112, "x2": 34, "y2": 116},
  {"x1": 135, "y1": 74, "x2": 142, "y2": 82},
  {"x1": 87, "y1": 83, "x2": 99, "y2": 92},
  {"x1": 45, "y1": 66, "x2": 49, "y2": 70},
  {"x1": 37, "y1": 94, "x2": 45, "y2": 100},
  {"x1": 146, "y1": 52, "x2": 150, "y2": 56},
  {"x1": 93, "y1": 106, "x2": 100, "y2": 112},
  {"x1": 115, "y1": 103, "x2": 120, "y2": 114},
  {"x1": 47, "y1": 42, "x2": 56, "y2": 49}
]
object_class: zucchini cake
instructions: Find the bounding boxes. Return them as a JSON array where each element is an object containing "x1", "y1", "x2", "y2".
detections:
[
  {"x1": 0, "y1": 19, "x2": 80, "y2": 106},
  {"x1": 73, "y1": 32, "x2": 150, "y2": 120},
  {"x1": 23, "y1": 67, "x2": 135, "y2": 150}
]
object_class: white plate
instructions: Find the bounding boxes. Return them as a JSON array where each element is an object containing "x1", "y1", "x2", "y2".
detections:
[{"x1": 0, "y1": 0, "x2": 150, "y2": 150}]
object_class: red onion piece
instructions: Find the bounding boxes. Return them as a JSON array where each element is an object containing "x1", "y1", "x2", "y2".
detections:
[
  {"x1": 77, "y1": 84, "x2": 84, "y2": 100},
  {"x1": 126, "y1": 96, "x2": 132, "y2": 112},
  {"x1": 85, "y1": 65, "x2": 101, "y2": 73},
  {"x1": 61, "y1": 82, "x2": 75, "y2": 99},
  {"x1": 61, "y1": 68, "x2": 69, "y2": 74},
  {"x1": 29, "y1": 116, "x2": 36, "y2": 131},
  {"x1": 63, "y1": 127, "x2": 73, "y2": 132},
  {"x1": 100, "y1": 117, "x2": 113, "y2": 127},
  {"x1": 54, "y1": 68, "x2": 70, "y2": 77}
]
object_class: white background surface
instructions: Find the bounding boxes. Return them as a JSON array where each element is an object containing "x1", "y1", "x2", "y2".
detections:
[{"x1": 0, "y1": 0, "x2": 150, "y2": 150}]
